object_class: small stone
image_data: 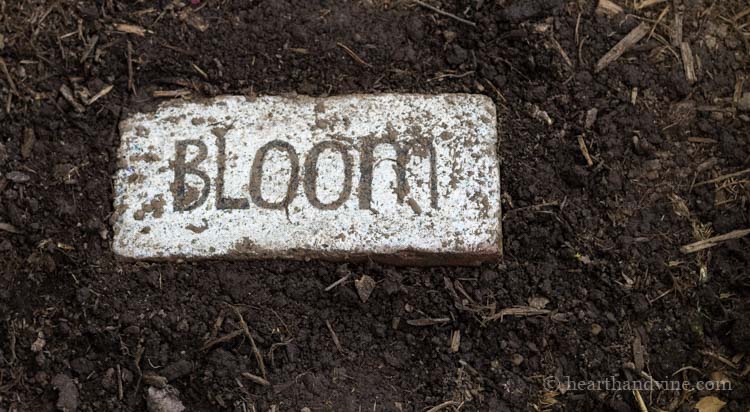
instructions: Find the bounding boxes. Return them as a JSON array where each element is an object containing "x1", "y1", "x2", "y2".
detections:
[
  {"x1": 75, "y1": 288, "x2": 91, "y2": 304},
  {"x1": 527, "y1": 296, "x2": 549, "y2": 309},
  {"x1": 738, "y1": 92, "x2": 750, "y2": 111},
  {"x1": 175, "y1": 319, "x2": 189, "y2": 332},
  {"x1": 123, "y1": 325, "x2": 141, "y2": 335},
  {"x1": 6, "y1": 171, "x2": 30, "y2": 183},
  {"x1": 480, "y1": 269, "x2": 498, "y2": 284},
  {"x1": 591, "y1": 323, "x2": 603, "y2": 336},
  {"x1": 584, "y1": 108, "x2": 598, "y2": 129},
  {"x1": 446, "y1": 44, "x2": 468, "y2": 65},
  {"x1": 34, "y1": 371, "x2": 49, "y2": 385},
  {"x1": 30, "y1": 332, "x2": 45, "y2": 352},
  {"x1": 354, "y1": 275, "x2": 376, "y2": 303},
  {"x1": 510, "y1": 354, "x2": 524, "y2": 366},
  {"x1": 146, "y1": 386, "x2": 186, "y2": 412},
  {"x1": 52, "y1": 374, "x2": 79, "y2": 412}
]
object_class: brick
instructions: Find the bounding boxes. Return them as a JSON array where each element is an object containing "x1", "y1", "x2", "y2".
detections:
[{"x1": 113, "y1": 94, "x2": 501, "y2": 265}]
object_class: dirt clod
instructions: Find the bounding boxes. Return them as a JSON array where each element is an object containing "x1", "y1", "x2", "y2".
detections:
[{"x1": 51, "y1": 374, "x2": 79, "y2": 412}]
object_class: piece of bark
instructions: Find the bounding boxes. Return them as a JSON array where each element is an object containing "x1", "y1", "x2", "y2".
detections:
[{"x1": 595, "y1": 23, "x2": 651, "y2": 73}]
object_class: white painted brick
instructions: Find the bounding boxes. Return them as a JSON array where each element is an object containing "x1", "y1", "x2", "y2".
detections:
[{"x1": 113, "y1": 94, "x2": 500, "y2": 264}]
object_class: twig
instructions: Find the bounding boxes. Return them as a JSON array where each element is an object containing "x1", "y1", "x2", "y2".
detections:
[
  {"x1": 426, "y1": 400, "x2": 460, "y2": 412},
  {"x1": 699, "y1": 350, "x2": 738, "y2": 369},
  {"x1": 578, "y1": 135, "x2": 594, "y2": 166},
  {"x1": 680, "y1": 229, "x2": 750, "y2": 254},
  {"x1": 324, "y1": 274, "x2": 350, "y2": 292},
  {"x1": 336, "y1": 43, "x2": 371, "y2": 67},
  {"x1": 231, "y1": 306, "x2": 267, "y2": 380},
  {"x1": 595, "y1": 22, "x2": 651, "y2": 73},
  {"x1": 127, "y1": 41, "x2": 135, "y2": 95},
  {"x1": 406, "y1": 317, "x2": 450, "y2": 326},
  {"x1": 413, "y1": 0, "x2": 476, "y2": 27},
  {"x1": 152, "y1": 89, "x2": 191, "y2": 98},
  {"x1": 550, "y1": 35, "x2": 573, "y2": 68},
  {"x1": 325, "y1": 320, "x2": 344, "y2": 353},
  {"x1": 86, "y1": 85, "x2": 113, "y2": 105},
  {"x1": 201, "y1": 329, "x2": 244, "y2": 351},
  {"x1": 635, "y1": 0, "x2": 666, "y2": 9},
  {"x1": 483, "y1": 306, "x2": 551, "y2": 323},
  {"x1": 241, "y1": 372, "x2": 270, "y2": 386},
  {"x1": 695, "y1": 168, "x2": 750, "y2": 186},
  {"x1": 0, "y1": 58, "x2": 18, "y2": 95},
  {"x1": 116, "y1": 364, "x2": 124, "y2": 400},
  {"x1": 632, "y1": 389, "x2": 648, "y2": 412}
]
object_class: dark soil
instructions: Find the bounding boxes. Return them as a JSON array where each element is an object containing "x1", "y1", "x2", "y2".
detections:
[{"x1": 1, "y1": 0, "x2": 749, "y2": 411}]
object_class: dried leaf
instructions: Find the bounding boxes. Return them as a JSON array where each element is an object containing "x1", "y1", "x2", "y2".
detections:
[
  {"x1": 694, "y1": 396, "x2": 726, "y2": 412},
  {"x1": 354, "y1": 275, "x2": 376, "y2": 303}
]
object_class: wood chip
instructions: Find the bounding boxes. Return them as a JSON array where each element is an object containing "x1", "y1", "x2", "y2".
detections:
[
  {"x1": 687, "y1": 137, "x2": 717, "y2": 144},
  {"x1": 595, "y1": 22, "x2": 651, "y2": 73},
  {"x1": 114, "y1": 23, "x2": 147, "y2": 37},
  {"x1": 635, "y1": 0, "x2": 666, "y2": 9},
  {"x1": 152, "y1": 89, "x2": 191, "y2": 98},
  {"x1": 632, "y1": 335, "x2": 645, "y2": 371},
  {"x1": 596, "y1": 0, "x2": 623, "y2": 17},
  {"x1": 0, "y1": 222, "x2": 21, "y2": 234},
  {"x1": 680, "y1": 42, "x2": 697, "y2": 84},
  {"x1": 59, "y1": 84, "x2": 85, "y2": 112},
  {"x1": 450, "y1": 330, "x2": 461, "y2": 353},
  {"x1": 21, "y1": 128, "x2": 35, "y2": 159},
  {"x1": 672, "y1": 13, "x2": 683, "y2": 47},
  {"x1": 680, "y1": 228, "x2": 750, "y2": 254}
]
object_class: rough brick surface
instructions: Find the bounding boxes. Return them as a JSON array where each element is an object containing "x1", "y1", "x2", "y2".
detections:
[{"x1": 113, "y1": 94, "x2": 500, "y2": 264}]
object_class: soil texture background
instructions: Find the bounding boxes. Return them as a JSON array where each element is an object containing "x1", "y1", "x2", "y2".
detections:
[{"x1": 1, "y1": 0, "x2": 749, "y2": 411}]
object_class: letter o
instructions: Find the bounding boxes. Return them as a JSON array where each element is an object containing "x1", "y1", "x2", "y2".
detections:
[
  {"x1": 304, "y1": 141, "x2": 353, "y2": 210},
  {"x1": 249, "y1": 140, "x2": 300, "y2": 209}
]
